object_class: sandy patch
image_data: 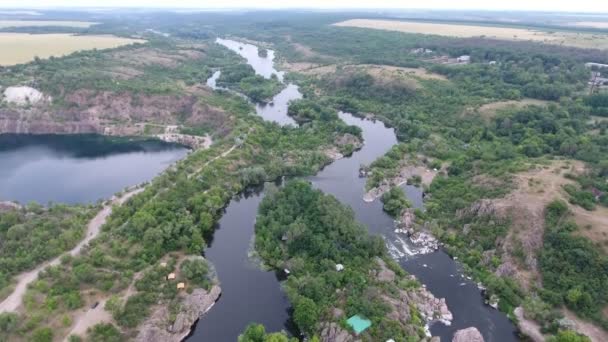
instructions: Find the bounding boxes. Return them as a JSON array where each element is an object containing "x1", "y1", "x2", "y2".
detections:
[
  {"x1": 572, "y1": 205, "x2": 608, "y2": 253},
  {"x1": 564, "y1": 309, "x2": 608, "y2": 342},
  {"x1": 354, "y1": 64, "x2": 447, "y2": 81},
  {"x1": 491, "y1": 161, "x2": 584, "y2": 289},
  {"x1": 464, "y1": 99, "x2": 551, "y2": 121},
  {"x1": 514, "y1": 307, "x2": 545, "y2": 342},
  {"x1": 333, "y1": 19, "x2": 608, "y2": 50}
]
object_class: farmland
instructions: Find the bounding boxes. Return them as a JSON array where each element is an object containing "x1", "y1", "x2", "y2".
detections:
[
  {"x1": 0, "y1": 20, "x2": 97, "y2": 28},
  {"x1": 334, "y1": 19, "x2": 608, "y2": 50},
  {"x1": 0, "y1": 33, "x2": 145, "y2": 65}
]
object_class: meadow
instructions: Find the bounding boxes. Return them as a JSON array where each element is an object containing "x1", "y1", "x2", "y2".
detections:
[
  {"x1": 334, "y1": 19, "x2": 608, "y2": 50},
  {"x1": 0, "y1": 33, "x2": 145, "y2": 66}
]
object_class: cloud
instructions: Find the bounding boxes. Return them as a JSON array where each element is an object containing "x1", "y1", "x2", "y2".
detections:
[{"x1": 0, "y1": 0, "x2": 607, "y2": 12}]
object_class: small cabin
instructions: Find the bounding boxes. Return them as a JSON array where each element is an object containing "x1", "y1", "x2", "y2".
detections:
[
  {"x1": 160, "y1": 262, "x2": 167, "y2": 268},
  {"x1": 347, "y1": 315, "x2": 372, "y2": 335},
  {"x1": 335, "y1": 264, "x2": 345, "y2": 272},
  {"x1": 457, "y1": 55, "x2": 471, "y2": 63},
  {"x1": 167, "y1": 273, "x2": 176, "y2": 280},
  {"x1": 177, "y1": 282, "x2": 185, "y2": 290}
]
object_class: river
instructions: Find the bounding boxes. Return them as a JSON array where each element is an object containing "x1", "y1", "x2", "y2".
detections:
[
  {"x1": 191, "y1": 38, "x2": 518, "y2": 341},
  {"x1": 0, "y1": 134, "x2": 187, "y2": 204}
]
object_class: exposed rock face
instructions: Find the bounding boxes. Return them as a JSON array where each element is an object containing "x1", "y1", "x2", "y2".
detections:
[
  {"x1": 3, "y1": 86, "x2": 47, "y2": 105},
  {"x1": 376, "y1": 259, "x2": 452, "y2": 327},
  {"x1": 0, "y1": 201, "x2": 21, "y2": 212},
  {"x1": 363, "y1": 165, "x2": 437, "y2": 203},
  {"x1": 135, "y1": 285, "x2": 221, "y2": 342},
  {"x1": 376, "y1": 258, "x2": 396, "y2": 283},
  {"x1": 400, "y1": 209, "x2": 415, "y2": 230},
  {"x1": 457, "y1": 199, "x2": 497, "y2": 218},
  {"x1": 0, "y1": 87, "x2": 230, "y2": 147},
  {"x1": 452, "y1": 327, "x2": 484, "y2": 342},
  {"x1": 319, "y1": 322, "x2": 354, "y2": 342}
]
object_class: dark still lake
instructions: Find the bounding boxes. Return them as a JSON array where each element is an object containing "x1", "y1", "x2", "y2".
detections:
[{"x1": 0, "y1": 134, "x2": 187, "y2": 205}]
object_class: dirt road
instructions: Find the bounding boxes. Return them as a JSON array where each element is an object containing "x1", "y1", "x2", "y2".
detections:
[{"x1": 0, "y1": 188, "x2": 143, "y2": 313}]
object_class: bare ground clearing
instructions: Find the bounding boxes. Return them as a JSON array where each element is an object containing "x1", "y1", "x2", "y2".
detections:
[{"x1": 463, "y1": 99, "x2": 551, "y2": 120}]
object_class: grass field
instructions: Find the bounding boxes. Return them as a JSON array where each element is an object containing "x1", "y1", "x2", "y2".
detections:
[
  {"x1": 0, "y1": 20, "x2": 96, "y2": 29},
  {"x1": 334, "y1": 19, "x2": 608, "y2": 50},
  {"x1": 0, "y1": 33, "x2": 146, "y2": 66}
]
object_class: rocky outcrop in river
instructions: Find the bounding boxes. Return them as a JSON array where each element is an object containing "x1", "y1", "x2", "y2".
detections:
[
  {"x1": 135, "y1": 285, "x2": 221, "y2": 342},
  {"x1": 376, "y1": 259, "x2": 453, "y2": 327},
  {"x1": 452, "y1": 327, "x2": 484, "y2": 342}
]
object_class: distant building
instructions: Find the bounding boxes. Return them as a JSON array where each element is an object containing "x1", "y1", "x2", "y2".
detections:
[
  {"x1": 586, "y1": 62, "x2": 608, "y2": 69},
  {"x1": 411, "y1": 48, "x2": 433, "y2": 54},
  {"x1": 489, "y1": 61, "x2": 497, "y2": 65},
  {"x1": 335, "y1": 264, "x2": 345, "y2": 272},
  {"x1": 177, "y1": 282, "x2": 185, "y2": 290},
  {"x1": 167, "y1": 273, "x2": 176, "y2": 280},
  {"x1": 457, "y1": 55, "x2": 471, "y2": 63},
  {"x1": 346, "y1": 315, "x2": 372, "y2": 335}
]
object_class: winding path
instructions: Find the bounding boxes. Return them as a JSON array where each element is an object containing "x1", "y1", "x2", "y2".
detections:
[{"x1": 0, "y1": 188, "x2": 144, "y2": 313}]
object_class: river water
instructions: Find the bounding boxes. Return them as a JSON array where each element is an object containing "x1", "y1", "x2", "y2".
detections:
[
  {"x1": 0, "y1": 134, "x2": 187, "y2": 205},
  {"x1": 191, "y1": 39, "x2": 518, "y2": 341}
]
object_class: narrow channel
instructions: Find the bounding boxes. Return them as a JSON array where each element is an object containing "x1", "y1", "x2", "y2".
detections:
[{"x1": 190, "y1": 39, "x2": 518, "y2": 341}]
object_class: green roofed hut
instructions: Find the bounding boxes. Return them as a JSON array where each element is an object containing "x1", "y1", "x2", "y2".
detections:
[{"x1": 346, "y1": 315, "x2": 371, "y2": 335}]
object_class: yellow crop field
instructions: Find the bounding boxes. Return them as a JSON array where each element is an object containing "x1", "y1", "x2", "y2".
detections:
[
  {"x1": 0, "y1": 20, "x2": 97, "y2": 29},
  {"x1": 0, "y1": 33, "x2": 146, "y2": 66},
  {"x1": 334, "y1": 19, "x2": 608, "y2": 50}
]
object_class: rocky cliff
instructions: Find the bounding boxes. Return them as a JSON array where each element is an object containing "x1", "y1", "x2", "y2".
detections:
[{"x1": 135, "y1": 285, "x2": 221, "y2": 342}]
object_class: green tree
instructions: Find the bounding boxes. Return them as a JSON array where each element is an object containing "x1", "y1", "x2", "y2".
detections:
[{"x1": 293, "y1": 297, "x2": 319, "y2": 335}]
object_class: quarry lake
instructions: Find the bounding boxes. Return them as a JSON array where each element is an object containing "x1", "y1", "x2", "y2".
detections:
[{"x1": 0, "y1": 134, "x2": 187, "y2": 204}]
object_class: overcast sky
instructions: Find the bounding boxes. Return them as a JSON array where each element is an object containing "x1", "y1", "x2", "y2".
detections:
[{"x1": 0, "y1": 0, "x2": 607, "y2": 13}]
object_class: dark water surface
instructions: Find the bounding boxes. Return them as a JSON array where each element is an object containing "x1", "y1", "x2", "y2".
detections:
[
  {"x1": 215, "y1": 38, "x2": 299, "y2": 126},
  {"x1": 0, "y1": 134, "x2": 187, "y2": 204},
  {"x1": 191, "y1": 39, "x2": 518, "y2": 341},
  {"x1": 187, "y1": 187, "x2": 292, "y2": 341}
]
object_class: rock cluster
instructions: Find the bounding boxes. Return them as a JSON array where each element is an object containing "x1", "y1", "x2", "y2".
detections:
[
  {"x1": 452, "y1": 327, "x2": 484, "y2": 342},
  {"x1": 319, "y1": 322, "x2": 353, "y2": 342},
  {"x1": 135, "y1": 285, "x2": 221, "y2": 342}
]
